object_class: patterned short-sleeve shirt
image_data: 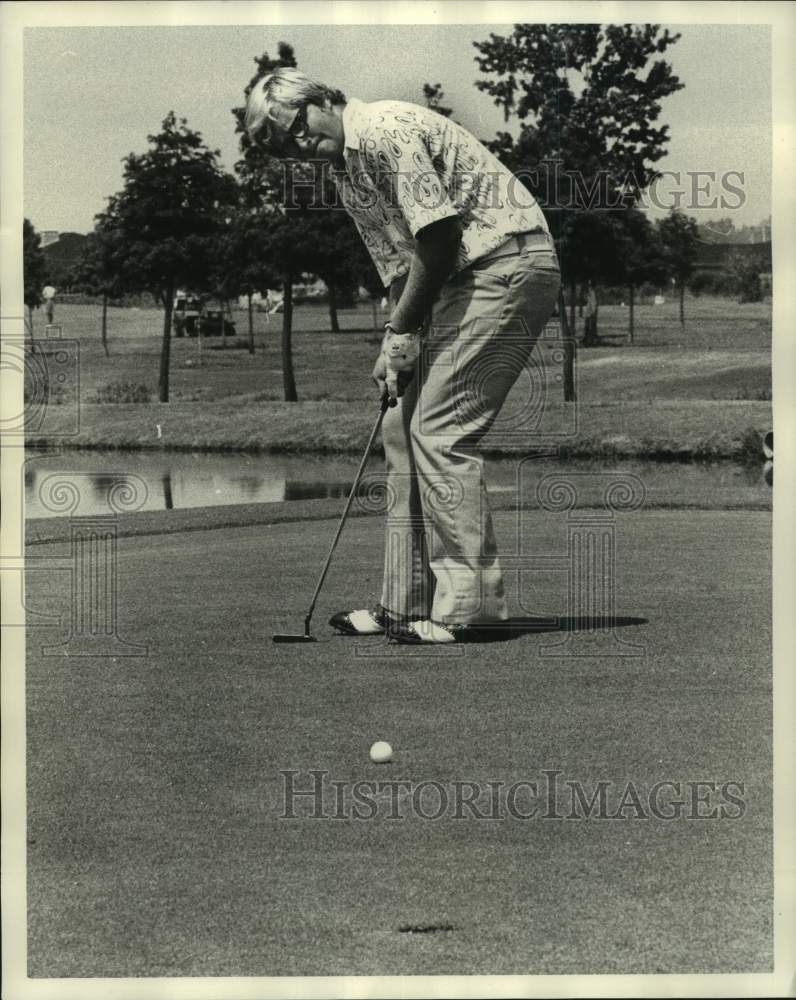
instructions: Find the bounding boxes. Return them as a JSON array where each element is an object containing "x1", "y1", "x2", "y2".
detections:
[{"x1": 333, "y1": 98, "x2": 551, "y2": 287}]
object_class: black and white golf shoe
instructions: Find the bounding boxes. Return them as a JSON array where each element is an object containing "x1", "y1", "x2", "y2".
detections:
[{"x1": 329, "y1": 605, "x2": 392, "y2": 636}]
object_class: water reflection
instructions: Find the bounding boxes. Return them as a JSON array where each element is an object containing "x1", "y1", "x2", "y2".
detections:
[
  {"x1": 162, "y1": 473, "x2": 174, "y2": 511},
  {"x1": 23, "y1": 450, "x2": 772, "y2": 519},
  {"x1": 92, "y1": 472, "x2": 125, "y2": 500},
  {"x1": 283, "y1": 481, "x2": 353, "y2": 501},
  {"x1": 23, "y1": 451, "x2": 371, "y2": 518},
  {"x1": 234, "y1": 475, "x2": 267, "y2": 497}
]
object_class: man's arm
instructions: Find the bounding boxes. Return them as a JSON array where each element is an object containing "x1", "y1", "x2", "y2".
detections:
[{"x1": 387, "y1": 216, "x2": 462, "y2": 333}]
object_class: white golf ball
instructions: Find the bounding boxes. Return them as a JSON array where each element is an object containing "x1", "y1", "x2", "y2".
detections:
[{"x1": 369, "y1": 740, "x2": 393, "y2": 763}]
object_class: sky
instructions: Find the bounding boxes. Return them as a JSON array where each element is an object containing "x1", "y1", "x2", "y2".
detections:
[{"x1": 22, "y1": 21, "x2": 772, "y2": 234}]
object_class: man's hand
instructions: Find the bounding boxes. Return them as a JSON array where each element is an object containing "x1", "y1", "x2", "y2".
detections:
[{"x1": 372, "y1": 331, "x2": 420, "y2": 405}]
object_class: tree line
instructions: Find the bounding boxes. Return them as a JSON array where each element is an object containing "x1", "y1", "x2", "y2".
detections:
[{"x1": 22, "y1": 25, "x2": 767, "y2": 403}]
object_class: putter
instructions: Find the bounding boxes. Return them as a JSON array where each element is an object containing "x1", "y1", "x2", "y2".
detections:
[{"x1": 273, "y1": 396, "x2": 391, "y2": 643}]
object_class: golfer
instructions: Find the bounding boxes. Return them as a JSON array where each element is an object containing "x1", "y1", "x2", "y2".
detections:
[{"x1": 246, "y1": 68, "x2": 560, "y2": 644}]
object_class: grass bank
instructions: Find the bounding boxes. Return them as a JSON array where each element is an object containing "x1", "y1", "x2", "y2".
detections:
[
  {"x1": 24, "y1": 296, "x2": 771, "y2": 460},
  {"x1": 27, "y1": 397, "x2": 771, "y2": 461}
]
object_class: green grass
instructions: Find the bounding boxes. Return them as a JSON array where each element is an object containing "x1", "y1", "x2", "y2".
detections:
[
  {"x1": 25, "y1": 508, "x2": 773, "y2": 975},
  {"x1": 25, "y1": 295, "x2": 772, "y2": 457},
  {"x1": 27, "y1": 397, "x2": 772, "y2": 461}
]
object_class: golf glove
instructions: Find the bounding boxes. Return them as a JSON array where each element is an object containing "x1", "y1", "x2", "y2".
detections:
[{"x1": 375, "y1": 331, "x2": 421, "y2": 403}]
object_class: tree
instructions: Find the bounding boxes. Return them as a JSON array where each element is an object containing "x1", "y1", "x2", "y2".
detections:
[
  {"x1": 212, "y1": 201, "x2": 283, "y2": 355},
  {"x1": 298, "y1": 197, "x2": 382, "y2": 333},
  {"x1": 615, "y1": 208, "x2": 667, "y2": 342},
  {"x1": 558, "y1": 210, "x2": 627, "y2": 343},
  {"x1": 473, "y1": 24, "x2": 684, "y2": 333},
  {"x1": 99, "y1": 112, "x2": 237, "y2": 401},
  {"x1": 72, "y1": 218, "x2": 128, "y2": 356},
  {"x1": 657, "y1": 209, "x2": 699, "y2": 327},
  {"x1": 358, "y1": 257, "x2": 388, "y2": 336},
  {"x1": 23, "y1": 218, "x2": 47, "y2": 338},
  {"x1": 422, "y1": 83, "x2": 453, "y2": 118},
  {"x1": 233, "y1": 43, "x2": 383, "y2": 399},
  {"x1": 474, "y1": 24, "x2": 683, "y2": 196},
  {"x1": 43, "y1": 232, "x2": 90, "y2": 291},
  {"x1": 233, "y1": 44, "x2": 305, "y2": 400},
  {"x1": 727, "y1": 249, "x2": 765, "y2": 303}
]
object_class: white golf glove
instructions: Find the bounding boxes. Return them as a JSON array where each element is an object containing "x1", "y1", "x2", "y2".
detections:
[{"x1": 379, "y1": 331, "x2": 421, "y2": 403}]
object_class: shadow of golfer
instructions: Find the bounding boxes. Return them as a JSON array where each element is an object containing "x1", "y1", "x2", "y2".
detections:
[{"x1": 458, "y1": 615, "x2": 649, "y2": 643}]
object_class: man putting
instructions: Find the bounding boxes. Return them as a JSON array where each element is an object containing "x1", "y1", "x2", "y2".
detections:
[{"x1": 246, "y1": 68, "x2": 560, "y2": 644}]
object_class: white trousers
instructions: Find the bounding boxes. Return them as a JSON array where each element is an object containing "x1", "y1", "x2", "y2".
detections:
[{"x1": 379, "y1": 240, "x2": 561, "y2": 624}]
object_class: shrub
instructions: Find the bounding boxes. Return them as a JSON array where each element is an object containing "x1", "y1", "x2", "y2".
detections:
[
  {"x1": 595, "y1": 286, "x2": 626, "y2": 305},
  {"x1": 730, "y1": 258, "x2": 763, "y2": 303},
  {"x1": 637, "y1": 282, "x2": 660, "y2": 300},
  {"x1": 736, "y1": 427, "x2": 764, "y2": 464},
  {"x1": 87, "y1": 381, "x2": 151, "y2": 403},
  {"x1": 687, "y1": 271, "x2": 736, "y2": 298}
]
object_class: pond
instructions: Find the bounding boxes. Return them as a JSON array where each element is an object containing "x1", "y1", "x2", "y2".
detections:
[{"x1": 23, "y1": 450, "x2": 772, "y2": 519}]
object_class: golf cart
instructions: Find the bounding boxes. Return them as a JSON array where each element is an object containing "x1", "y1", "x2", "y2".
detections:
[
  {"x1": 173, "y1": 293, "x2": 236, "y2": 337},
  {"x1": 173, "y1": 292, "x2": 201, "y2": 337},
  {"x1": 198, "y1": 307, "x2": 236, "y2": 337}
]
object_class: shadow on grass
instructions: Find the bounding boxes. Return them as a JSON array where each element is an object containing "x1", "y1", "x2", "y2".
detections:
[{"x1": 454, "y1": 615, "x2": 649, "y2": 643}]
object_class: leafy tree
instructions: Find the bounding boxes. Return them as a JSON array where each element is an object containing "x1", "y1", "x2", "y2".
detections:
[
  {"x1": 556, "y1": 210, "x2": 625, "y2": 345},
  {"x1": 298, "y1": 198, "x2": 381, "y2": 332},
  {"x1": 23, "y1": 218, "x2": 47, "y2": 337},
  {"x1": 233, "y1": 44, "x2": 298, "y2": 205},
  {"x1": 615, "y1": 208, "x2": 667, "y2": 341},
  {"x1": 473, "y1": 23, "x2": 684, "y2": 329},
  {"x1": 233, "y1": 43, "x2": 383, "y2": 398},
  {"x1": 99, "y1": 112, "x2": 237, "y2": 400},
  {"x1": 727, "y1": 249, "x2": 765, "y2": 303},
  {"x1": 422, "y1": 83, "x2": 453, "y2": 118},
  {"x1": 72, "y1": 218, "x2": 129, "y2": 356},
  {"x1": 357, "y1": 254, "x2": 388, "y2": 336},
  {"x1": 42, "y1": 232, "x2": 89, "y2": 290},
  {"x1": 657, "y1": 209, "x2": 699, "y2": 327},
  {"x1": 211, "y1": 201, "x2": 283, "y2": 354},
  {"x1": 474, "y1": 24, "x2": 682, "y2": 197},
  {"x1": 233, "y1": 44, "x2": 306, "y2": 400}
]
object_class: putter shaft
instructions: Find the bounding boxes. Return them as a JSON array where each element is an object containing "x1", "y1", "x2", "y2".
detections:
[{"x1": 272, "y1": 398, "x2": 389, "y2": 644}]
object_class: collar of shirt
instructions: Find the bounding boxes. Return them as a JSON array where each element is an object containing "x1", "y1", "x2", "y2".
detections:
[{"x1": 341, "y1": 97, "x2": 368, "y2": 155}]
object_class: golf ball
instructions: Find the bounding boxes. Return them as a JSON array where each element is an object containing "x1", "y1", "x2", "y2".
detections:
[{"x1": 369, "y1": 741, "x2": 393, "y2": 763}]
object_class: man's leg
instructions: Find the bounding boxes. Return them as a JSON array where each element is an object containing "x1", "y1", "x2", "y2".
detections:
[
  {"x1": 378, "y1": 375, "x2": 436, "y2": 621},
  {"x1": 410, "y1": 251, "x2": 561, "y2": 625}
]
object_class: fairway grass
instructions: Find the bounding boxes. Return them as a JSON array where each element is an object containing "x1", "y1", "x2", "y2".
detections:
[{"x1": 24, "y1": 296, "x2": 771, "y2": 459}]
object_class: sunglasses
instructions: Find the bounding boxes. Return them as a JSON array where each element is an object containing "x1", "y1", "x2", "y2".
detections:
[
  {"x1": 288, "y1": 104, "x2": 310, "y2": 140},
  {"x1": 258, "y1": 103, "x2": 311, "y2": 156}
]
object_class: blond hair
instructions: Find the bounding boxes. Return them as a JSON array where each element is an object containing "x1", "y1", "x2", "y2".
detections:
[{"x1": 245, "y1": 67, "x2": 346, "y2": 143}]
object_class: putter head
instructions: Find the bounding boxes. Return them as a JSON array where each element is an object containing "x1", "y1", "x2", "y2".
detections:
[{"x1": 272, "y1": 633, "x2": 317, "y2": 643}]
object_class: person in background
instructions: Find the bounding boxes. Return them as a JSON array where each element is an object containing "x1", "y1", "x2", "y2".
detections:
[
  {"x1": 43, "y1": 285, "x2": 56, "y2": 326},
  {"x1": 583, "y1": 280, "x2": 599, "y2": 346}
]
